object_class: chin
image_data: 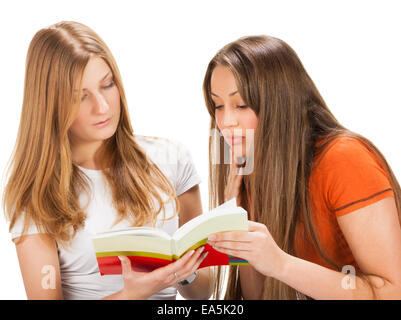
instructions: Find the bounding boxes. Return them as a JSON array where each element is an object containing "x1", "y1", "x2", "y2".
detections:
[{"x1": 95, "y1": 129, "x2": 118, "y2": 141}]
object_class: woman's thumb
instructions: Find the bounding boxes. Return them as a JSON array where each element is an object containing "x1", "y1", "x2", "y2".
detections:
[{"x1": 118, "y1": 256, "x2": 132, "y2": 277}]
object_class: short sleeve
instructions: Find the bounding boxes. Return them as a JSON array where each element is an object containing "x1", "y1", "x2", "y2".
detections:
[
  {"x1": 133, "y1": 135, "x2": 202, "y2": 197},
  {"x1": 173, "y1": 141, "x2": 202, "y2": 196},
  {"x1": 312, "y1": 138, "x2": 393, "y2": 216},
  {"x1": 9, "y1": 212, "x2": 42, "y2": 241}
]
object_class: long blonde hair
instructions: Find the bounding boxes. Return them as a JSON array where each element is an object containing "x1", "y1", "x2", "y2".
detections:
[
  {"x1": 3, "y1": 21, "x2": 179, "y2": 245},
  {"x1": 203, "y1": 35, "x2": 401, "y2": 299}
]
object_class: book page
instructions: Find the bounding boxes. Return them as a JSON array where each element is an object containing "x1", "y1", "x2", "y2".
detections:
[
  {"x1": 172, "y1": 197, "x2": 240, "y2": 240},
  {"x1": 93, "y1": 235, "x2": 173, "y2": 257},
  {"x1": 216, "y1": 197, "x2": 237, "y2": 209},
  {"x1": 92, "y1": 227, "x2": 173, "y2": 258},
  {"x1": 172, "y1": 200, "x2": 248, "y2": 257},
  {"x1": 93, "y1": 226, "x2": 172, "y2": 240}
]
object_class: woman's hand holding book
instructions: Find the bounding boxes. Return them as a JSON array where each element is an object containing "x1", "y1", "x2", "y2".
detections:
[
  {"x1": 207, "y1": 221, "x2": 287, "y2": 279},
  {"x1": 117, "y1": 246, "x2": 208, "y2": 299}
]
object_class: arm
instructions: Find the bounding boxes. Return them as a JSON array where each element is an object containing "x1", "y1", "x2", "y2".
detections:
[
  {"x1": 14, "y1": 234, "x2": 63, "y2": 299},
  {"x1": 102, "y1": 247, "x2": 207, "y2": 300},
  {"x1": 105, "y1": 185, "x2": 211, "y2": 300},
  {"x1": 208, "y1": 197, "x2": 401, "y2": 299},
  {"x1": 224, "y1": 155, "x2": 264, "y2": 299},
  {"x1": 14, "y1": 228, "x2": 208, "y2": 300},
  {"x1": 277, "y1": 196, "x2": 401, "y2": 299},
  {"x1": 176, "y1": 184, "x2": 213, "y2": 300}
]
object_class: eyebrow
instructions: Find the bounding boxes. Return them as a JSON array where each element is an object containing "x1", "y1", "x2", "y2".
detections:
[
  {"x1": 100, "y1": 71, "x2": 112, "y2": 81},
  {"x1": 211, "y1": 90, "x2": 238, "y2": 98}
]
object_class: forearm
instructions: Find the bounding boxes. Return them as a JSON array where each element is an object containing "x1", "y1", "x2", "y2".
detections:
[
  {"x1": 101, "y1": 288, "x2": 146, "y2": 300},
  {"x1": 178, "y1": 268, "x2": 212, "y2": 300},
  {"x1": 276, "y1": 252, "x2": 401, "y2": 299}
]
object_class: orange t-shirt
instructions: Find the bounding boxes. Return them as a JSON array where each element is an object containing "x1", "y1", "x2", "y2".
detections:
[{"x1": 295, "y1": 137, "x2": 394, "y2": 271}]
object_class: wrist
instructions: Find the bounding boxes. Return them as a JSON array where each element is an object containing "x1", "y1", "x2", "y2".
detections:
[
  {"x1": 178, "y1": 269, "x2": 211, "y2": 300},
  {"x1": 178, "y1": 271, "x2": 198, "y2": 286},
  {"x1": 121, "y1": 287, "x2": 148, "y2": 300},
  {"x1": 271, "y1": 250, "x2": 291, "y2": 281}
]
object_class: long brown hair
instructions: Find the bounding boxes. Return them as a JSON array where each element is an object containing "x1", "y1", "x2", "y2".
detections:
[
  {"x1": 3, "y1": 21, "x2": 179, "y2": 245},
  {"x1": 203, "y1": 35, "x2": 401, "y2": 299}
]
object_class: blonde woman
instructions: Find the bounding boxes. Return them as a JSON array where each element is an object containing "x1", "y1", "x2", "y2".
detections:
[
  {"x1": 203, "y1": 35, "x2": 401, "y2": 299},
  {"x1": 3, "y1": 21, "x2": 211, "y2": 300}
]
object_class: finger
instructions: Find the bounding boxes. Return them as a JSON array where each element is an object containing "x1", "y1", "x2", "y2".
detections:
[
  {"x1": 173, "y1": 247, "x2": 205, "y2": 273},
  {"x1": 211, "y1": 241, "x2": 251, "y2": 252},
  {"x1": 248, "y1": 220, "x2": 268, "y2": 232},
  {"x1": 183, "y1": 251, "x2": 209, "y2": 279},
  {"x1": 118, "y1": 256, "x2": 132, "y2": 278},
  {"x1": 236, "y1": 156, "x2": 247, "y2": 166},
  {"x1": 230, "y1": 154, "x2": 241, "y2": 172},
  {"x1": 233, "y1": 170, "x2": 243, "y2": 186},
  {"x1": 175, "y1": 250, "x2": 209, "y2": 285},
  {"x1": 208, "y1": 231, "x2": 251, "y2": 242},
  {"x1": 225, "y1": 169, "x2": 243, "y2": 203},
  {"x1": 167, "y1": 247, "x2": 205, "y2": 281},
  {"x1": 211, "y1": 246, "x2": 247, "y2": 260},
  {"x1": 226, "y1": 154, "x2": 239, "y2": 180},
  {"x1": 160, "y1": 249, "x2": 196, "y2": 275}
]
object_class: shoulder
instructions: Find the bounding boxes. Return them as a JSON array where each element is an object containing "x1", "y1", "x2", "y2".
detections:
[
  {"x1": 134, "y1": 135, "x2": 201, "y2": 195},
  {"x1": 134, "y1": 135, "x2": 176, "y2": 166},
  {"x1": 133, "y1": 134, "x2": 198, "y2": 179},
  {"x1": 314, "y1": 136, "x2": 379, "y2": 170},
  {"x1": 134, "y1": 134, "x2": 174, "y2": 151},
  {"x1": 311, "y1": 135, "x2": 390, "y2": 194},
  {"x1": 321, "y1": 136, "x2": 370, "y2": 157},
  {"x1": 134, "y1": 134, "x2": 185, "y2": 160},
  {"x1": 311, "y1": 136, "x2": 393, "y2": 215}
]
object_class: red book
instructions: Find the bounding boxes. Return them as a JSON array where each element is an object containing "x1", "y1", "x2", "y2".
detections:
[{"x1": 92, "y1": 198, "x2": 249, "y2": 275}]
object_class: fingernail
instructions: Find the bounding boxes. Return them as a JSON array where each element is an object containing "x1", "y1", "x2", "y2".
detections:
[
  {"x1": 118, "y1": 256, "x2": 124, "y2": 261},
  {"x1": 187, "y1": 250, "x2": 195, "y2": 256},
  {"x1": 202, "y1": 252, "x2": 209, "y2": 259},
  {"x1": 198, "y1": 246, "x2": 205, "y2": 254}
]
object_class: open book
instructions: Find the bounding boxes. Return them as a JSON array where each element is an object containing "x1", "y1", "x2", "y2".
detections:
[{"x1": 92, "y1": 198, "x2": 250, "y2": 275}]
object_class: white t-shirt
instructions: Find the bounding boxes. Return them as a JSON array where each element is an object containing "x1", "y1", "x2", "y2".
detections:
[{"x1": 10, "y1": 135, "x2": 202, "y2": 300}]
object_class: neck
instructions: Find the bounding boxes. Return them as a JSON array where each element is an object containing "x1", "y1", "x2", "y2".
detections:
[{"x1": 71, "y1": 140, "x2": 107, "y2": 170}]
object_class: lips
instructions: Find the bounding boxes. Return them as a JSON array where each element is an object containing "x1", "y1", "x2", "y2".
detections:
[
  {"x1": 227, "y1": 135, "x2": 244, "y2": 145},
  {"x1": 94, "y1": 118, "x2": 111, "y2": 126}
]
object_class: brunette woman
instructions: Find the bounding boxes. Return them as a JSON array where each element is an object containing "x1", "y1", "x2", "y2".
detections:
[{"x1": 204, "y1": 35, "x2": 401, "y2": 299}]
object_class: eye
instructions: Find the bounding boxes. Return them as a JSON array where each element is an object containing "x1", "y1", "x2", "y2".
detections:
[
  {"x1": 102, "y1": 81, "x2": 115, "y2": 89},
  {"x1": 81, "y1": 94, "x2": 88, "y2": 102},
  {"x1": 214, "y1": 105, "x2": 223, "y2": 110},
  {"x1": 237, "y1": 105, "x2": 248, "y2": 109}
]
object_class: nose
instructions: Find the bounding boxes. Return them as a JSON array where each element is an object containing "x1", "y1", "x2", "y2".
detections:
[
  {"x1": 93, "y1": 92, "x2": 109, "y2": 114},
  {"x1": 222, "y1": 107, "x2": 238, "y2": 127}
]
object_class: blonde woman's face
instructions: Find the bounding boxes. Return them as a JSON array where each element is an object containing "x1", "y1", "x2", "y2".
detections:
[
  {"x1": 210, "y1": 66, "x2": 258, "y2": 160},
  {"x1": 69, "y1": 56, "x2": 121, "y2": 146}
]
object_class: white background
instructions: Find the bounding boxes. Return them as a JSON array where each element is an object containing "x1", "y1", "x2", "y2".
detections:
[{"x1": 0, "y1": 0, "x2": 400, "y2": 299}]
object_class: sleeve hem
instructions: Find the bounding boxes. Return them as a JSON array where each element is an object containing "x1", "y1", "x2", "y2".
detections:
[
  {"x1": 10, "y1": 231, "x2": 42, "y2": 241},
  {"x1": 175, "y1": 176, "x2": 202, "y2": 197},
  {"x1": 334, "y1": 188, "x2": 394, "y2": 216}
]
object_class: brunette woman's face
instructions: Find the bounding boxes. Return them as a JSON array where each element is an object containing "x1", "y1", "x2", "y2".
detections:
[
  {"x1": 210, "y1": 66, "x2": 258, "y2": 160},
  {"x1": 69, "y1": 56, "x2": 121, "y2": 146}
]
